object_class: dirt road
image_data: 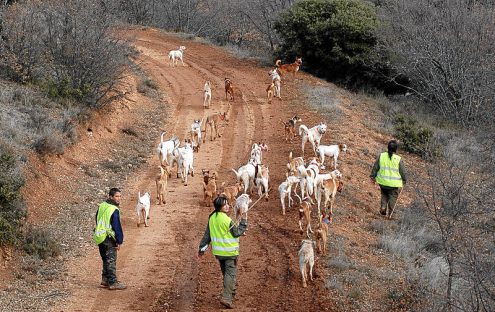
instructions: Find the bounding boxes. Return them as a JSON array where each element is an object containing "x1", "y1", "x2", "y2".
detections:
[{"x1": 43, "y1": 28, "x2": 333, "y2": 312}]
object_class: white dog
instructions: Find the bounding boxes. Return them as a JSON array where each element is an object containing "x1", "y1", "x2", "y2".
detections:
[
  {"x1": 190, "y1": 119, "x2": 203, "y2": 151},
  {"x1": 136, "y1": 191, "x2": 151, "y2": 227},
  {"x1": 203, "y1": 81, "x2": 212, "y2": 108},
  {"x1": 232, "y1": 163, "x2": 256, "y2": 194},
  {"x1": 234, "y1": 193, "x2": 252, "y2": 222},
  {"x1": 168, "y1": 45, "x2": 186, "y2": 67},
  {"x1": 269, "y1": 68, "x2": 281, "y2": 99},
  {"x1": 177, "y1": 139, "x2": 194, "y2": 185},
  {"x1": 249, "y1": 142, "x2": 269, "y2": 166},
  {"x1": 317, "y1": 143, "x2": 347, "y2": 169},
  {"x1": 298, "y1": 239, "x2": 315, "y2": 288},
  {"x1": 255, "y1": 165, "x2": 269, "y2": 200},
  {"x1": 278, "y1": 175, "x2": 300, "y2": 215},
  {"x1": 299, "y1": 123, "x2": 327, "y2": 156},
  {"x1": 157, "y1": 132, "x2": 180, "y2": 167}
]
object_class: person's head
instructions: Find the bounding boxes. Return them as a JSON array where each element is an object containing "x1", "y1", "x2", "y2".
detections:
[
  {"x1": 387, "y1": 140, "x2": 398, "y2": 158},
  {"x1": 213, "y1": 196, "x2": 229, "y2": 213},
  {"x1": 108, "y1": 188, "x2": 122, "y2": 205}
]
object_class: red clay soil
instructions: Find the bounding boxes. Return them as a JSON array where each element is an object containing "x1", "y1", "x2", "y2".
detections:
[{"x1": 3, "y1": 27, "x2": 425, "y2": 311}]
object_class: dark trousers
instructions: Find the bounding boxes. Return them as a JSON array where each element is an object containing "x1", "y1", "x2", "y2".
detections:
[
  {"x1": 218, "y1": 258, "x2": 237, "y2": 302},
  {"x1": 380, "y1": 187, "x2": 401, "y2": 215},
  {"x1": 98, "y1": 237, "x2": 117, "y2": 284}
]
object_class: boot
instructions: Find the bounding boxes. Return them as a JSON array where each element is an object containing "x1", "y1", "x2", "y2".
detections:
[
  {"x1": 220, "y1": 298, "x2": 234, "y2": 309},
  {"x1": 108, "y1": 281, "x2": 127, "y2": 290}
]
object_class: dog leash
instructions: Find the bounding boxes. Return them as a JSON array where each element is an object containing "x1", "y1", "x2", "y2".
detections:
[{"x1": 224, "y1": 188, "x2": 272, "y2": 235}]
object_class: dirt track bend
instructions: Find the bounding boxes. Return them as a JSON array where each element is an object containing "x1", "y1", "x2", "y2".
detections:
[{"x1": 50, "y1": 28, "x2": 331, "y2": 312}]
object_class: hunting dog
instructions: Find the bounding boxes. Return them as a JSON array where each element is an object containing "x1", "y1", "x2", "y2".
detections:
[
  {"x1": 202, "y1": 169, "x2": 218, "y2": 185},
  {"x1": 255, "y1": 165, "x2": 269, "y2": 201},
  {"x1": 316, "y1": 174, "x2": 344, "y2": 223},
  {"x1": 177, "y1": 139, "x2": 194, "y2": 186},
  {"x1": 136, "y1": 192, "x2": 151, "y2": 227},
  {"x1": 203, "y1": 112, "x2": 227, "y2": 142},
  {"x1": 287, "y1": 151, "x2": 305, "y2": 175},
  {"x1": 225, "y1": 78, "x2": 234, "y2": 101},
  {"x1": 220, "y1": 182, "x2": 243, "y2": 206},
  {"x1": 298, "y1": 239, "x2": 315, "y2": 288},
  {"x1": 281, "y1": 116, "x2": 302, "y2": 143},
  {"x1": 157, "y1": 132, "x2": 180, "y2": 168},
  {"x1": 168, "y1": 46, "x2": 186, "y2": 67},
  {"x1": 269, "y1": 68, "x2": 281, "y2": 99},
  {"x1": 266, "y1": 82, "x2": 275, "y2": 104},
  {"x1": 299, "y1": 123, "x2": 327, "y2": 157},
  {"x1": 232, "y1": 163, "x2": 256, "y2": 194},
  {"x1": 295, "y1": 194, "x2": 314, "y2": 238},
  {"x1": 190, "y1": 119, "x2": 203, "y2": 152},
  {"x1": 234, "y1": 193, "x2": 252, "y2": 223},
  {"x1": 203, "y1": 81, "x2": 212, "y2": 108},
  {"x1": 278, "y1": 175, "x2": 300, "y2": 215},
  {"x1": 317, "y1": 143, "x2": 348, "y2": 170},
  {"x1": 276, "y1": 57, "x2": 302, "y2": 78},
  {"x1": 156, "y1": 165, "x2": 171, "y2": 205},
  {"x1": 202, "y1": 173, "x2": 217, "y2": 207},
  {"x1": 249, "y1": 142, "x2": 269, "y2": 166},
  {"x1": 315, "y1": 219, "x2": 329, "y2": 255}
]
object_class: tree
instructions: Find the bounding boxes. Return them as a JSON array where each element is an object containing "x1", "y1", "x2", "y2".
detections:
[
  {"x1": 274, "y1": 0, "x2": 379, "y2": 83},
  {"x1": 376, "y1": 0, "x2": 495, "y2": 128}
]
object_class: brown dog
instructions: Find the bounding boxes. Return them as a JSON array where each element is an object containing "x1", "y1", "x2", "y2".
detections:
[
  {"x1": 281, "y1": 115, "x2": 302, "y2": 143},
  {"x1": 156, "y1": 165, "x2": 171, "y2": 205},
  {"x1": 287, "y1": 151, "x2": 305, "y2": 175},
  {"x1": 320, "y1": 178, "x2": 344, "y2": 223},
  {"x1": 203, "y1": 112, "x2": 227, "y2": 142},
  {"x1": 266, "y1": 82, "x2": 275, "y2": 104},
  {"x1": 225, "y1": 78, "x2": 234, "y2": 101},
  {"x1": 315, "y1": 220, "x2": 329, "y2": 255},
  {"x1": 276, "y1": 57, "x2": 302, "y2": 78},
  {"x1": 220, "y1": 182, "x2": 243, "y2": 205},
  {"x1": 203, "y1": 175, "x2": 217, "y2": 207},
  {"x1": 296, "y1": 195, "x2": 313, "y2": 238}
]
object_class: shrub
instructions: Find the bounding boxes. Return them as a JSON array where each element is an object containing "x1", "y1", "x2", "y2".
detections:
[
  {"x1": 0, "y1": 147, "x2": 25, "y2": 247},
  {"x1": 23, "y1": 226, "x2": 60, "y2": 259},
  {"x1": 32, "y1": 131, "x2": 65, "y2": 156},
  {"x1": 274, "y1": 0, "x2": 380, "y2": 87},
  {"x1": 393, "y1": 115, "x2": 434, "y2": 158}
]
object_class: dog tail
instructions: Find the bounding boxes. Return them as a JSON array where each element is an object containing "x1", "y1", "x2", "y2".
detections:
[
  {"x1": 160, "y1": 132, "x2": 167, "y2": 143},
  {"x1": 294, "y1": 193, "x2": 303, "y2": 205},
  {"x1": 299, "y1": 124, "x2": 309, "y2": 136},
  {"x1": 231, "y1": 168, "x2": 240, "y2": 178},
  {"x1": 275, "y1": 59, "x2": 282, "y2": 67}
]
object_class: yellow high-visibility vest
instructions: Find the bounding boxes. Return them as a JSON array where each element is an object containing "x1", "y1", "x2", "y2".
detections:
[
  {"x1": 376, "y1": 152, "x2": 403, "y2": 188},
  {"x1": 93, "y1": 202, "x2": 118, "y2": 245},
  {"x1": 209, "y1": 212, "x2": 239, "y2": 257}
]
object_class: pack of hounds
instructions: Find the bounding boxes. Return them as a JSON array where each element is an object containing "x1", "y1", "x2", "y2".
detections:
[{"x1": 135, "y1": 45, "x2": 348, "y2": 289}]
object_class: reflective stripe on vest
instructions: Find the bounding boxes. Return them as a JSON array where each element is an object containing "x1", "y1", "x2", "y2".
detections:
[
  {"x1": 209, "y1": 212, "x2": 239, "y2": 257},
  {"x1": 93, "y1": 202, "x2": 118, "y2": 245},
  {"x1": 375, "y1": 152, "x2": 403, "y2": 188}
]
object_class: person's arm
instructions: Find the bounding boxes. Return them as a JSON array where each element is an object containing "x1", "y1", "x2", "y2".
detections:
[
  {"x1": 370, "y1": 155, "x2": 380, "y2": 181},
  {"x1": 198, "y1": 221, "x2": 211, "y2": 256},
  {"x1": 230, "y1": 218, "x2": 247, "y2": 237},
  {"x1": 110, "y1": 210, "x2": 124, "y2": 245},
  {"x1": 399, "y1": 159, "x2": 407, "y2": 184}
]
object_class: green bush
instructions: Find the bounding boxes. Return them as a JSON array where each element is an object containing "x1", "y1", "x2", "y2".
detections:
[
  {"x1": 393, "y1": 115, "x2": 434, "y2": 158},
  {"x1": 274, "y1": 0, "x2": 379, "y2": 85}
]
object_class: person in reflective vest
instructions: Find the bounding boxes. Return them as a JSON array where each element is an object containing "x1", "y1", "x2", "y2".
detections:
[
  {"x1": 93, "y1": 187, "x2": 126, "y2": 290},
  {"x1": 370, "y1": 140, "x2": 407, "y2": 217},
  {"x1": 198, "y1": 196, "x2": 247, "y2": 309}
]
